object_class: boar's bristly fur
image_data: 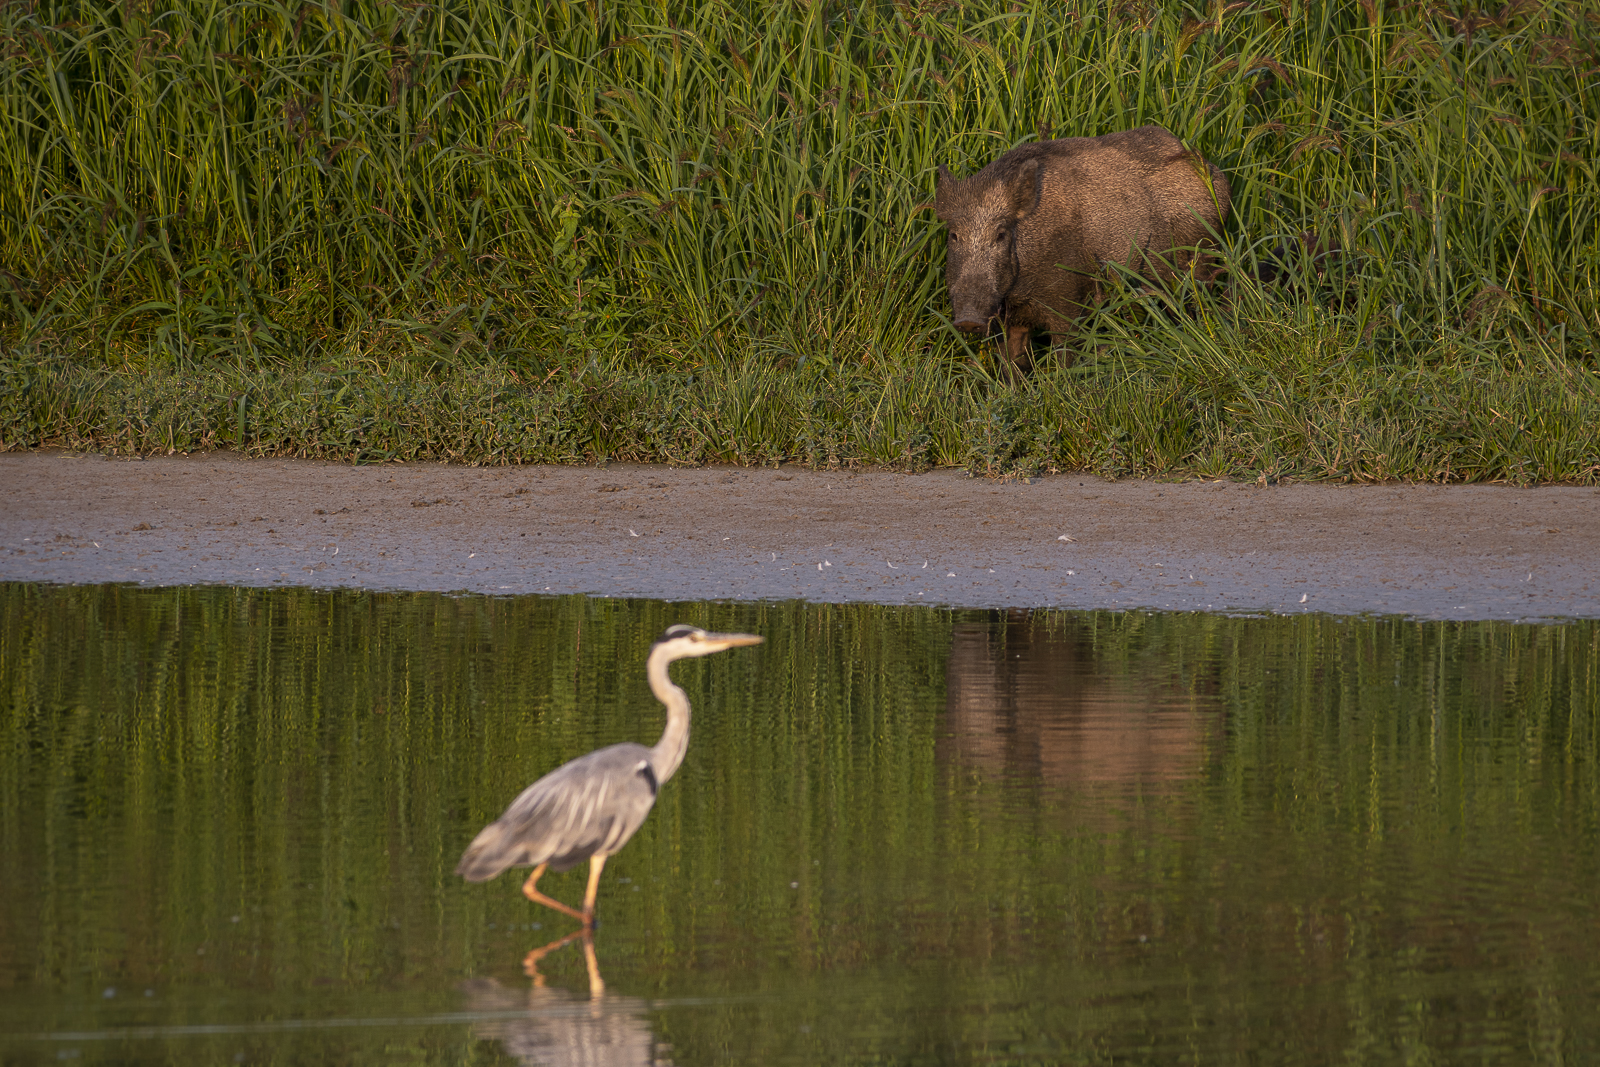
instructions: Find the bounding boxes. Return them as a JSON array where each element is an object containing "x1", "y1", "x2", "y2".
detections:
[{"x1": 935, "y1": 124, "x2": 1230, "y2": 376}]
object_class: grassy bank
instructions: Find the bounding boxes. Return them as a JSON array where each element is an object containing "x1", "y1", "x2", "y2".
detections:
[
  {"x1": 2, "y1": 0, "x2": 1597, "y2": 479},
  {"x1": 6, "y1": 323, "x2": 1597, "y2": 481}
]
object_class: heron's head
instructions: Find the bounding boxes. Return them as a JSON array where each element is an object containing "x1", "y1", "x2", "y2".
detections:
[{"x1": 653, "y1": 624, "x2": 764, "y2": 659}]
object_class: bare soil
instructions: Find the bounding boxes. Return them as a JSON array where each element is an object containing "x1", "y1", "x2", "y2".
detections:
[{"x1": 3, "y1": 450, "x2": 1598, "y2": 620}]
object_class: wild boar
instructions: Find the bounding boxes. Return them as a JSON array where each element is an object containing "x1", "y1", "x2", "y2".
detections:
[{"x1": 935, "y1": 124, "x2": 1231, "y2": 375}]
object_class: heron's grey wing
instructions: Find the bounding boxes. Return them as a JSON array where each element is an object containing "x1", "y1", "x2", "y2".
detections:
[{"x1": 456, "y1": 743, "x2": 660, "y2": 881}]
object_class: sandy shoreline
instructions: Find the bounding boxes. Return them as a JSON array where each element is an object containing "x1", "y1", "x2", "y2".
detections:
[{"x1": 2, "y1": 450, "x2": 1597, "y2": 621}]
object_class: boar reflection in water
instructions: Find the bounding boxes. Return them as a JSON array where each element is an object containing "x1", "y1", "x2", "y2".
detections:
[
  {"x1": 942, "y1": 615, "x2": 1221, "y2": 791},
  {"x1": 935, "y1": 125, "x2": 1230, "y2": 376}
]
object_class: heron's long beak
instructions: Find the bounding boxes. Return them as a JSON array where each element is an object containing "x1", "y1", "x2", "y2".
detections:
[{"x1": 702, "y1": 632, "x2": 764, "y2": 651}]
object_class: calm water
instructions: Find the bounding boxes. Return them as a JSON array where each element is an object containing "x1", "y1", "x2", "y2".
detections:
[{"x1": 1, "y1": 583, "x2": 1597, "y2": 1065}]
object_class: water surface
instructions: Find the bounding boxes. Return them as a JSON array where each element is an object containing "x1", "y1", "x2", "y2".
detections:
[{"x1": 2, "y1": 584, "x2": 1596, "y2": 1064}]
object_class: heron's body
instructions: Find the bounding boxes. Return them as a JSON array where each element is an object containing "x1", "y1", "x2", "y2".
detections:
[
  {"x1": 456, "y1": 742, "x2": 661, "y2": 879},
  {"x1": 456, "y1": 624, "x2": 762, "y2": 928}
]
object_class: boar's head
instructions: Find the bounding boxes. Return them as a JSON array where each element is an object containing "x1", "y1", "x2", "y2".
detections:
[{"x1": 934, "y1": 156, "x2": 1042, "y2": 335}]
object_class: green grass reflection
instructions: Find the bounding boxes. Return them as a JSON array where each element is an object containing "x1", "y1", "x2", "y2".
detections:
[{"x1": 1, "y1": 584, "x2": 1596, "y2": 1064}]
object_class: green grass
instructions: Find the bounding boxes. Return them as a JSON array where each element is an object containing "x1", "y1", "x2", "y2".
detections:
[{"x1": 2, "y1": 0, "x2": 1597, "y2": 480}]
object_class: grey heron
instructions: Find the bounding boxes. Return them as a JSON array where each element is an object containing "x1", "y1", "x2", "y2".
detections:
[{"x1": 456, "y1": 624, "x2": 763, "y2": 928}]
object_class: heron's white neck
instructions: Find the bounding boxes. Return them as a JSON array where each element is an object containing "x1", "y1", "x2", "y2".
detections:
[{"x1": 645, "y1": 646, "x2": 693, "y2": 784}]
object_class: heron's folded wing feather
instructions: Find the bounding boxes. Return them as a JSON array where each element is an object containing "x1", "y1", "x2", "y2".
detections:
[{"x1": 455, "y1": 743, "x2": 658, "y2": 880}]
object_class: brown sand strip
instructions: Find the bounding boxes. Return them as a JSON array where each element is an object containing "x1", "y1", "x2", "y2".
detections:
[{"x1": 3, "y1": 450, "x2": 1597, "y2": 620}]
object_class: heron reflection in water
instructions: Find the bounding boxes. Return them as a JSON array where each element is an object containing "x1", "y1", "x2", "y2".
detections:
[
  {"x1": 458, "y1": 625, "x2": 763, "y2": 944},
  {"x1": 463, "y1": 931, "x2": 673, "y2": 1067}
]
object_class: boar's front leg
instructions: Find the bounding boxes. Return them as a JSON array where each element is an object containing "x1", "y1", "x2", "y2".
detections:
[
  {"x1": 1049, "y1": 331, "x2": 1076, "y2": 369},
  {"x1": 1002, "y1": 324, "x2": 1078, "y2": 374},
  {"x1": 1004, "y1": 324, "x2": 1034, "y2": 378}
]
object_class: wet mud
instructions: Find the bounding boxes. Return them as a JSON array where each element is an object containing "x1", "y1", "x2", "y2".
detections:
[{"x1": 3, "y1": 450, "x2": 1597, "y2": 620}]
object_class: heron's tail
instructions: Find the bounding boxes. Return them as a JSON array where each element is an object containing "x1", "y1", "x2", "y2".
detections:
[{"x1": 455, "y1": 820, "x2": 523, "y2": 882}]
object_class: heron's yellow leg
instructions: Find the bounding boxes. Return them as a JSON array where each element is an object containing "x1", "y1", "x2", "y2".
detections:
[
  {"x1": 519, "y1": 928, "x2": 605, "y2": 998},
  {"x1": 581, "y1": 854, "x2": 608, "y2": 928},
  {"x1": 521, "y1": 863, "x2": 587, "y2": 923},
  {"x1": 522, "y1": 928, "x2": 586, "y2": 987},
  {"x1": 581, "y1": 932, "x2": 605, "y2": 997}
]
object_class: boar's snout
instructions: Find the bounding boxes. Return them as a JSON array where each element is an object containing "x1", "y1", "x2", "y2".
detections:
[{"x1": 949, "y1": 291, "x2": 1002, "y2": 333}]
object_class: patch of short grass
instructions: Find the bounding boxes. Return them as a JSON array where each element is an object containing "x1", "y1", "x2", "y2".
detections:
[{"x1": 5, "y1": 309, "x2": 1596, "y2": 482}]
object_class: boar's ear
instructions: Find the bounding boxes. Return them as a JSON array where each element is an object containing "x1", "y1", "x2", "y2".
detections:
[
  {"x1": 934, "y1": 164, "x2": 955, "y2": 218},
  {"x1": 1007, "y1": 158, "x2": 1043, "y2": 220}
]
